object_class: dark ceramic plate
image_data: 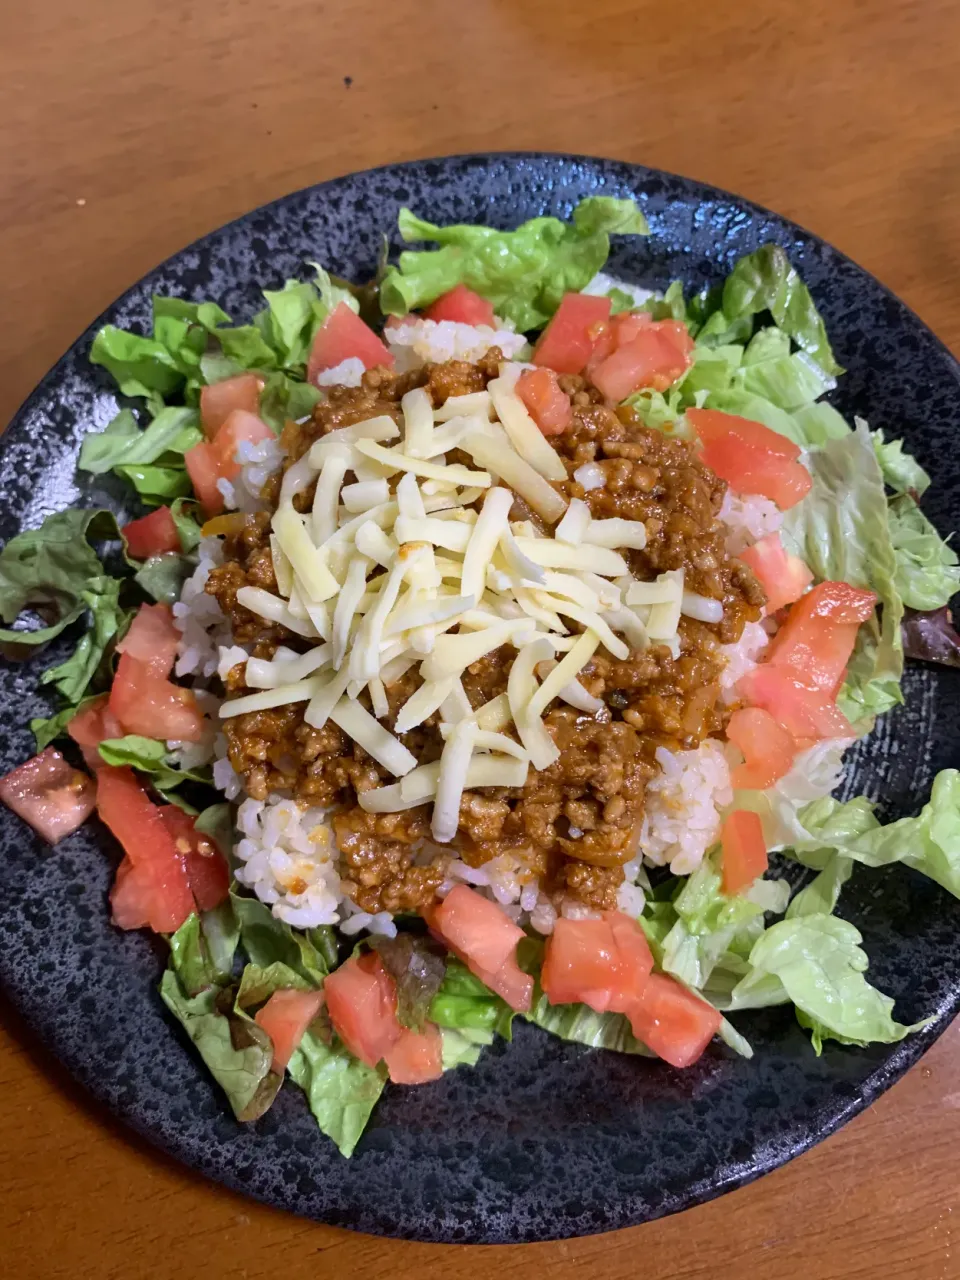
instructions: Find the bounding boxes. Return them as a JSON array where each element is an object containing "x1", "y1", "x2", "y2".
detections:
[{"x1": 1, "y1": 153, "x2": 959, "y2": 1244}]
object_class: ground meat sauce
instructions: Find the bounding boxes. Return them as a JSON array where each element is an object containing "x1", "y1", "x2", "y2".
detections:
[{"x1": 206, "y1": 358, "x2": 763, "y2": 915}]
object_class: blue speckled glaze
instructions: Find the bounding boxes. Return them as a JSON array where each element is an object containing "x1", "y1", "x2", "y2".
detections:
[{"x1": 0, "y1": 153, "x2": 959, "y2": 1244}]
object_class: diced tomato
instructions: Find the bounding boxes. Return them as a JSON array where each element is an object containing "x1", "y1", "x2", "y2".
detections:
[
  {"x1": 97, "y1": 765, "x2": 195, "y2": 932},
  {"x1": 384, "y1": 1022, "x2": 444, "y2": 1085},
  {"x1": 766, "y1": 581, "x2": 877, "y2": 695},
  {"x1": 738, "y1": 533, "x2": 814, "y2": 615},
  {"x1": 541, "y1": 913, "x2": 652, "y2": 1014},
  {"x1": 627, "y1": 973, "x2": 722, "y2": 1068},
  {"x1": 157, "y1": 806, "x2": 230, "y2": 910},
  {"x1": 211, "y1": 410, "x2": 274, "y2": 481},
  {"x1": 324, "y1": 953, "x2": 402, "y2": 1068},
  {"x1": 541, "y1": 917, "x2": 621, "y2": 1008},
  {"x1": 200, "y1": 373, "x2": 264, "y2": 440},
  {"x1": 434, "y1": 885, "x2": 526, "y2": 974},
  {"x1": 606, "y1": 912, "x2": 655, "y2": 1013},
  {"x1": 423, "y1": 284, "x2": 496, "y2": 328},
  {"x1": 737, "y1": 664, "x2": 856, "y2": 740},
  {"x1": 109, "y1": 652, "x2": 204, "y2": 742},
  {"x1": 255, "y1": 988, "x2": 325, "y2": 1073},
  {"x1": 726, "y1": 706, "x2": 796, "y2": 791},
  {"x1": 185, "y1": 441, "x2": 224, "y2": 516},
  {"x1": 67, "y1": 696, "x2": 125, "y2": 769},
  {"x1": 116, "y1": 603, "x2": 180, "y2": 678},
  {"x1": 590, "y1": 320, "x2": 694, "y2": 401},
  {"x1": 474, "y1": 954, "x2": 534, "y2": 1013},
  {"x1": 720, "y1": 809, "x2": 768, "y2": 895},
  {"x1": 122, "y1": 505, "x2": 179, "y2": 559},
  {"x1": 516, "y1": 367, "x2": 572, "y2": 436},
  {"x1": 307, "y1": 302, "x2": 394, "y2": 384},
  {"x1": 533, "y1": 293, "x2": 612, "y2": 375},
  {"x1": 584, "y1": 311, "x2": 654, "y2": 377},
  {"x1": 687, "y1": 408, "x2": 812, "y2": 510},
  {"x1": 0, "y1": 748, "x2": 96, "y2": 845}
]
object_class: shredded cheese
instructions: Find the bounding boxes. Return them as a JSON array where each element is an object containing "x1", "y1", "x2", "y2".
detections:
[
  {"x1": 527, "y1": 629, "x2": 600, "y2": 719},
  {"x1": 329, "y1": 697, "x2": 418, "y2": 776},
  {"x1": 461, "y1": 425, "x2": 567, "y2": 524},
  {"x1": 508, "y1": 636, "x2": 560, "y2": 769},
  {"x1": 218, "y1": 673, "x2": 327, "y2": 718},
  {"x1": 271, "y1": 503, "x2": 339, "y2": 602},
  {"x1": 461, "y1": 486, "x2": 514, "y2": 600},
  {"x1": 401, "y1": 387, "x2": 435, "y2": 458},
  {"x1": 354, "y1": 439, "x2": 491, "y2": 487},
  {"x1": 432, "y1": 718, "x2": 477, "y2": 842},
  {"x1": 555, "y1": 497, "x2": 592, "y2": 545},
  {"x1": 341, "y1": 478, "x2": 390, "y2": 512},
  {"x1": 488, "y1": 372, "x2": 568, "y2": 482}
]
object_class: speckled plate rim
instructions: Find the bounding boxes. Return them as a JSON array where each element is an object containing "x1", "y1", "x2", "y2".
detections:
[{"x1": 0, "y1": 151, "x2": 958, "y2": 1244}]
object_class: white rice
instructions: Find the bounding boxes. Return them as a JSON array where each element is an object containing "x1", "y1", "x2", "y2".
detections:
[
  {"x1": 222, "y1": 437, "x2": 285, "y2": 513},
  {"x1": 718, "y1": 619, "x2": 771, "y2": 703},
  {"x1": 639, "y1": 740, "x2": 733, "y2": 875},
  {"x1": 172, "y1": 538, "x2": 231, "y2": 679},
  {"x1": 719, "y1": 490, "x2": 783, "y2": 555},
  {"x1": 234, "y1": 794, "x2": 343, "y2": 928},
  {"x1": 386, "y1": 317, "x2": 528, "y2": 370},
  {"x1": 315, "y1": 357, "x2": 365, "y2": 388}
]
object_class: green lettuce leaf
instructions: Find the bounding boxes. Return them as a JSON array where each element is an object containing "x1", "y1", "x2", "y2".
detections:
[
  {"x1": 785, "y1": 853, "x2": 854, "y2": 919},
  {"x1": 258, "y1": 370, "x2": 322, "y2": 433},
  {"x1": 31, "y1": 695, "x2": 99, "y2": 751},
  {"x1": 742, "y1": 326, "x2": 791, "y2": 365},
  {"x1": 380, "y1": 197, "x2": 649, "y2": 331},
  {"x1": 134, "y1": 553, "x2": 191, "y2": 606},
  {"x1": 780, "y1": 424, "x2": 903, "y2": 727},
  {"x1": 525, "y1": 995, "x2": 653, "y2": 1055},
  {"x1": 429, "y1": 960, "x2": 514, "y2": 1039},
  {"x1": 169, "y1": 905, "x2": 240, "y2": 995},
  {"x1": 97, "y1": 734, "x2": 208, "y2": 790},
  {"x1": 791, "y1": 400, "x2": 851, "y2": 446},
  {"x1": 170, "y1": 498, "x2": 203, "y2": 553},
  {"x1": 887, "y1": 495, "x2": 960, "y2": 611},
  {"x1": 38, "y1": 576, "x2": 124, "y2": 702},
  {"x1": 641, "y1": 279, "x2": 687, "y2": 323},
  {"x1": 732, "y1": 914, "x2": 922, "y2": 1051},
  {"x1": 721, "y1": 244, "x2": 842, "y2": 376},
  {"x1": 235, "y1": 960, "x2": 315, "y2": 1008},
  {"x1": 873, "y1": 430, "x2": 931, "y2": 496},
  {"x1": 159, "y1": 968, "x2": 278, "y2": 1121},
  {"x1": 113, "y1": 464, "x2": 194, "y2": 503},
  {"x1": 90, "y1": 326, "x2": 185, "y2": 400},
  {"x1": 287, "y1": 1028, "x2": 386, "y2": 1158},
  {"x1": 786, "y1": 770, "x2": 960, "y2": 900},
  {"x1": 735, "y1": 351, "x2": 836, "y2": 411},
  {"x1": 230, "y1": 891, "x2": 337, "y2": 984},
  {"x1": 439, "y1": 1025, "x2": 494, "y2": 1069},
  {"x1": 78, "y1": 406, "x2": 201, "y2": 475},
  {"x1": 606, "y1": 286, "x2": 637, "y2": 315}
]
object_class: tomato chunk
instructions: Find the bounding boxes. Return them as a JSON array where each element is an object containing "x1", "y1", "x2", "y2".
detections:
[
  {"x1": 737, "y1": 664, "x2": 856, "y2": 740},
  {"x1": 766, "y1": 581, "x2": 878, "y2": 694},
  {"x1": 474, "y1": 954, "x2": 534, "y2": 1013},
  {"x1": 688, "y1": 408, "x2": 812, "y2": 510},
  {"x1": 0, "y1": 748, "x2": 96, "y2": 845},
  {"x1": 109, "y1": 652, "x2": 204, "y2": 742},
  {"x1": 541, "y1": 913, "x2": 653, "y2": 1014},
  {"x1": 211, "y1": 410, "x2": 274, "y2": 481},
  {"x1": 384, "y1": 1022, "x2": 444, "y2": 1085},
  {"x1": 117, "y1": 602, "x2": 180, "y2": 678},
  {"x1": 590, "y1": 320, "x2": 694, "y2": 401},
  {"x1": 97, "y1": 765, "x2": 194, "y2": 932},
  {"x1": 738, "y1": 533, "x2": 814, "y2": 615},
  {"x1": 324, "y1": 953, "x2": 402, "y2": 1068},
  {"x1": 158, "y1": 805, "x2": 229, "y2": 910},
  {"x1": 200, "y1": 373, "x2": 264, "y2": 440},
  {"x1": 434, "y1": 885, "x2": 525, "y2": 974},
  {"x1": 533, "y1": 293, "x2": 611, "y2": 375},
  {"x1": 726, "y1": 706, "x2": 796, "y2": 791},
  {"x1": 185, "y1": 441, "x2": 224, "y2": 516},
  {"x1": 307, "y1": 302, "x2": 394, "y2": 384},
  {"x1": 122, "y1": 506, "x2": 179, "y2": 559},
  {"x1": 516, "y1": 367, "x2": 572, "y2": 436},
  {"x1": 627, "y1": 973, "x2": 722, "y2": 1068},
  {"x1": 68, "y1": 695, "x2": 126, "y2": 769},
  {"x1": 423, "y1": 284, "x2": 496, "y2": 327},
  {"x1": 721, "y1": 809, "x2": 768, "y2": 895},
  {"x1": 255, "y1": 988, "x2": 325, "y2": 1073}
]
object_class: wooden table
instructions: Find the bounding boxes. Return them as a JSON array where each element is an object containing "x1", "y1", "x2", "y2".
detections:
[{"x1": 2, "y1": 2, "x2": 959, "y2": 1275}]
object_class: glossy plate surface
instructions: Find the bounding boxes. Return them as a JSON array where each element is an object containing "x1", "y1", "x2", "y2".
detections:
[{"x1": 0, "y1": 153, "x2": 958, "y2": 1243}]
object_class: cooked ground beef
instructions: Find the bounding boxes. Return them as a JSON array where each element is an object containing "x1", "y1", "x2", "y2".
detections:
[{"x1": 207, "y1": 358, "x2": 763, "y2": 915}]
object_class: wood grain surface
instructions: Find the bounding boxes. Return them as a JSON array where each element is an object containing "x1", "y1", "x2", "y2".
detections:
[{"x1": 2, "y1": 2, "x2": 959, "y2": 1275}]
